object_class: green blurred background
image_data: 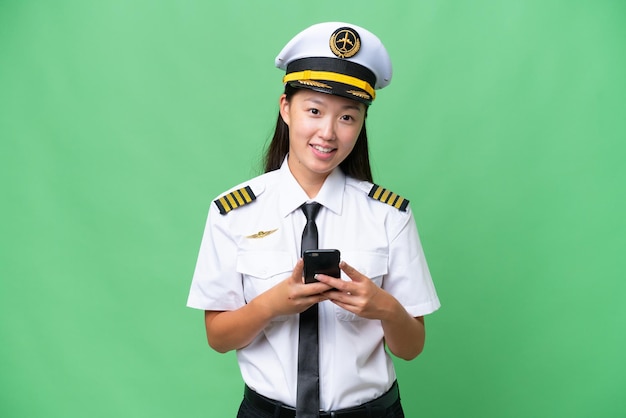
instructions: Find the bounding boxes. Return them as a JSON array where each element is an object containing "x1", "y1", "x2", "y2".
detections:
[{"x1": 1, "y1": 1, "x2": 625, "y2": 417}]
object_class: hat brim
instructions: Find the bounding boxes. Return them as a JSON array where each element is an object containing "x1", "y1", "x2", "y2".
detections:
[{"x1": 286, "y1": 79, "x2": 373, "y2": 105}]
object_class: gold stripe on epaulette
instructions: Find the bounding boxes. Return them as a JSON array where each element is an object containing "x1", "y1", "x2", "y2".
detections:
[
  {"x1": 368, "y1": 184, "x2": 409, "y2": 212},
  {"x1": 214, "y1": 186, "x2": 256, "y2": 215}
]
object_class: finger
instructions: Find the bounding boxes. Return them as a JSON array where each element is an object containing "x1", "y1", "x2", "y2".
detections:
[
  {"x1": 339, "y1": 261, "x2": 365, "y2": 282},
  {"x1": 326, "y1": 296, "x2": 356, "y2": 311},
  {"x1": 292, "y1": 259, "x2": 305, "y2": 283},
  {"x1": 302, "y1": 280, "x2": 334, "y2": 295},
  {"x1": 323, "y1": 288, "x2": 350, "y2": 301},
  {"x1": 311, "y1": 292, "x2": 330, "y2": 304},
  {"x1": 316, "y1": 274, "x2": 351, "y2": 294},
  {"x1": 315, "y1": 274, "x2": 348, "y2": 291}
]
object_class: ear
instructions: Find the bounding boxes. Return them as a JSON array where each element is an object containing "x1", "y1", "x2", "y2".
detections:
[{"x1": 279, "y1": 94, "x2": 290, "y2": 126}]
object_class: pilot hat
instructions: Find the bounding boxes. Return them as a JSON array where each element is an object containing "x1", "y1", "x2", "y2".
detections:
[{"x1": 275, "y1": 22, "x2": 392, "y2": 105}]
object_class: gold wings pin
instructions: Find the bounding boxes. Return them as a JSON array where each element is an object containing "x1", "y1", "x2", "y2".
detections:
[{"x1": 246, "y1": 229, "x2": 278, "y2": 239}]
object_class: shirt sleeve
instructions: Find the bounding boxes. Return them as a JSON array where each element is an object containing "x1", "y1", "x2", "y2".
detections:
[
  {"x1": 186, "y1": 204, "x2": 245, "y2": 311},
  {"x1": 383, "y1": 206, "x2": 441, "y2": 317}
]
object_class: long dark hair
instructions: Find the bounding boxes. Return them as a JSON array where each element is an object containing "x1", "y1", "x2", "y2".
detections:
[{"x1": 263, "y1": 84, "x2": 373, "y2": 182}]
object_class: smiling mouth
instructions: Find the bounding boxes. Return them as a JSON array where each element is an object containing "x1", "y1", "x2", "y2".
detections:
[{"x1": 311, "y1": 144, "x2": 335, "y2": 154}]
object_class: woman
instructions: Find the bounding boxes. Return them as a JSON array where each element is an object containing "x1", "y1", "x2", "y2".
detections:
[{"x1": 188, "y1": 22, "x2": 440, "y2": 418}]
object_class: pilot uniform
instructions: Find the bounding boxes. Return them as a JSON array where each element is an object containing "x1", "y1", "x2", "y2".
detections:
[{"x1": 188, "y1": 158, "x2": 440, "y2": 410}]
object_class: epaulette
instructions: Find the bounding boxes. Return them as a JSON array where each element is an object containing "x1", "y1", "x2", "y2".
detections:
[
  {"x1": 214, "y1": 185, "x2": 256, "y2": 215},
  {"x1": 368, "y1": 184, "x2": 409, "y2": 212}
]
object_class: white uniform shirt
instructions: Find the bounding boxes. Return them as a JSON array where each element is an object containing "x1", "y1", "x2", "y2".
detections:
[{"x1": 187, "y1": 160, "x2": 440, "y2": 411}]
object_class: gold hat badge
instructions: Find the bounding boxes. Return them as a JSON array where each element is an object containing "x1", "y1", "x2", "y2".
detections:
[{"x1": 329, "y1": 27, "x2": 361, "y2": 59}]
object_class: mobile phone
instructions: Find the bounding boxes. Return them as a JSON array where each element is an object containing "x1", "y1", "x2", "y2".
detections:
[{"x1": 303, "y1": 249, "x2": 341, "y2": 284}]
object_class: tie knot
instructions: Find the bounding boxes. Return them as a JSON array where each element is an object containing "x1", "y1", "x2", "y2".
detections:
[{"x1": 301, "y1": 202, "x2": 321, "y2": 221}]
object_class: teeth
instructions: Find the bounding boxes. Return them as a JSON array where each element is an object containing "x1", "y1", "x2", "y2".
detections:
[{"x1": 313, "y1": 145, "x2": 333, "y2": 153}]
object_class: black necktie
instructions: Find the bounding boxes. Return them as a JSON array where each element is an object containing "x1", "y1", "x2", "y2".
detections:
[{"x1": 297, "y1": 202, "x2": 322, "y2": 417}]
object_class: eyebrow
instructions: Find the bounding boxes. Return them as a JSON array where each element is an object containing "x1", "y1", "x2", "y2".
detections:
[
  {"x1": 304, "y1": 97, "x2": 364, "y2": 112},
  {"x1": 343, "y1": 103, "x2": 364, "y2": 112}
]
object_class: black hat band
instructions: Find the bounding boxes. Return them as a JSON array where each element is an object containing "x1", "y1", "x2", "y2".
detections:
[{"x1": 283, "y1": 57, "x2": 377, "y2": 100}]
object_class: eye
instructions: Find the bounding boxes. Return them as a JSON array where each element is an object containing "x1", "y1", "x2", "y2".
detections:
[
  {"x1": 340, "y1": 114, "x2": 355, "y2": 122},
  {"x1": 308, "y1": 108, "x2": 320, "y2": 115}
]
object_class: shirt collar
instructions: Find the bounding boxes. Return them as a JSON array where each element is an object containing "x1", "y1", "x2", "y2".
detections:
[{"x1": 277, "y1": 157, "x2": 346, "y2": 217}]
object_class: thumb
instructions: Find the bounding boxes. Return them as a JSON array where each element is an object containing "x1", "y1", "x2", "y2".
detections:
[{"x1": 292, "y1": 259, "x2": 305, "y2": 283}]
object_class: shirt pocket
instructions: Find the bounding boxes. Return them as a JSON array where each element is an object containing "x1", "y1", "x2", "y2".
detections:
[
  {"x1": 335, "y1": 251, "x2": 388, "y2": 322},
  {"x1": 237, "y1": 251, "x2": 293, "y2": 319}
]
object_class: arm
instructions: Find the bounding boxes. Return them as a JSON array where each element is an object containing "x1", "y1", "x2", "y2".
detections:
[
  {"x1": 204, "y1": 302, "x2": 273, "y2": 354},
  {"x1": 204, "y1": 259, "x2": 331, "y2": 353},
  {"x1": 380, "y1": 308, "x2": 426, "y2": 360}
]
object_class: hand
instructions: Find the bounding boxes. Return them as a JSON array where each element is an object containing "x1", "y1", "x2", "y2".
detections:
[
  {"x1": 315, "y1": 261, "x2": 396, "y2": 320},
  {"x1": 255, "y1": 259, "x2": 332, "y2": 318}
]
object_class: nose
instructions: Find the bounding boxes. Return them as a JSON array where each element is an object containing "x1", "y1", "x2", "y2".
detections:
[{"x1": 318, "y1": 118, "x2": 336, "y2": 141}]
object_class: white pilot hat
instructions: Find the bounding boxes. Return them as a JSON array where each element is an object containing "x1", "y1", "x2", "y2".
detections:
[{"x1": 275, "y1": 22, "x2": 393, "y2": 105}]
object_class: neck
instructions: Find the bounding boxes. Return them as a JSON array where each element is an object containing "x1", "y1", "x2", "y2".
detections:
[{"x1": 287, "y1": 156, "x2": 330, "y2": 199}]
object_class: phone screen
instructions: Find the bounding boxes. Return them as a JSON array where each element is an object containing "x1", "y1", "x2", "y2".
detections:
[{"x1": 303, "y1": 249, "x2": 341, "y2": 284}]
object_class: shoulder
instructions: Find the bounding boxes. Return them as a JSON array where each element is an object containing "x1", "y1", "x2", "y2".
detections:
[
  {"x1": 345, "y1": 177, "x2": 410, "y2": 212},
  {"x1": 212, "y1": 170, "x2": 279, "y2": 215}
]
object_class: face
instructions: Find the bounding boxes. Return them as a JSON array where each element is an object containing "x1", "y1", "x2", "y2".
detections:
[{"x1": 280, "y1": 89, "x2": 366, "y2": 184}]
